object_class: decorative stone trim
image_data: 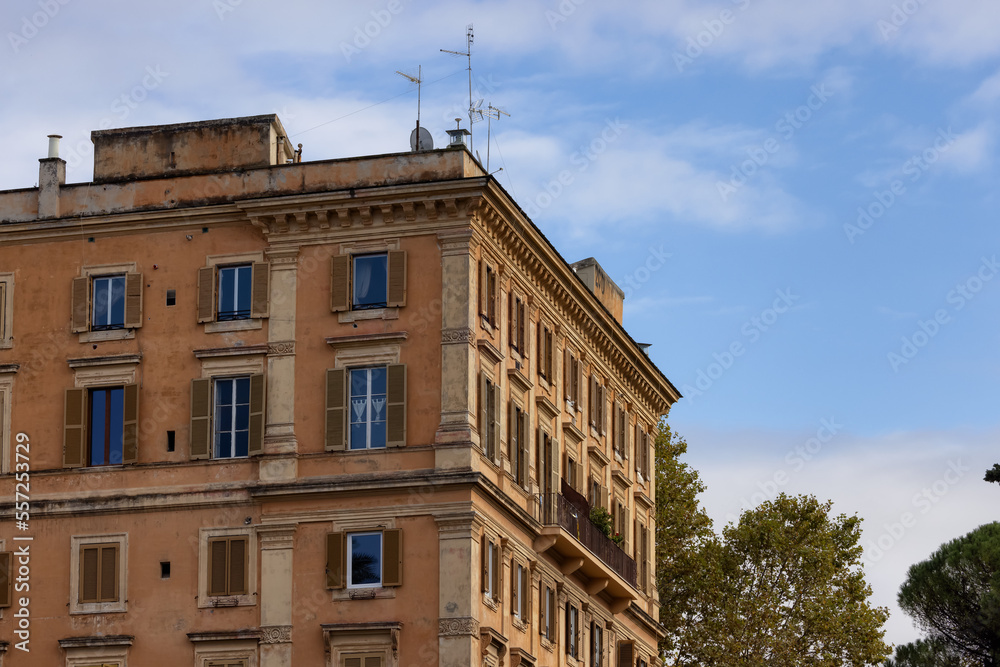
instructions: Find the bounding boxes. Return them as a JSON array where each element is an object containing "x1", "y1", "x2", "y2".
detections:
[
  {"x1": 259, "y1": 625, "x2": 292, "y2": 644},
  {"x1": 438, "y1": 617, "x2": 480, "y2": 637},
  {"x1": 67, "y1": 354, "x2": 142, "y2": 368},
  {"x1": 59, "y1": 635, "x2": 134, "y2": 648},
  {"x1": 442, "y1": 327, "x2": 474, "y2": 344},
  {"x1": 267, "y1": 340, "x2": 295, "y2": 356},
  {"x1": 187, "y1": 630, "x2": 263, "y2": 643}
]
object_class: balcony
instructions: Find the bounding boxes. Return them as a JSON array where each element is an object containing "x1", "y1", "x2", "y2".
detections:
[{"x1": 534, "y1": 486, "x2": 637, "y2": 612}]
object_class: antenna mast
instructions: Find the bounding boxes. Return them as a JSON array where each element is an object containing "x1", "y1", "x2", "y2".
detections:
[
  {"x1": 440, "y1": 24, "x2": 475, "y2": 151},
  {"x1": 485, "y1": 104, "x2": 510, "y2": 173},
  {"x1": 395, "y1": 65, "x2": 422, "y2": 133}
]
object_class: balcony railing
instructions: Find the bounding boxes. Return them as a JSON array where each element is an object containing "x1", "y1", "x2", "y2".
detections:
[{"x1": 537, "y1": 491, "x2": 637, "y2": 587}]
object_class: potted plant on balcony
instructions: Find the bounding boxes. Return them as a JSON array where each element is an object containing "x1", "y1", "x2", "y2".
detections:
[
  {"x1": 589, "y1": 506, "x2": 613, "y2": 539},
  {"x1": 610, "y1": 532, "x2": 625, "y2": 547}
]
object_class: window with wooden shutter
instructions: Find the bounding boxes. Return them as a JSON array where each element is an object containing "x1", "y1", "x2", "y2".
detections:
[
  {"x1": 79, "y1": 543, "x2": 119, "y2": 603},
  {"x1": 331, "y1": 255, "x2": 351, "y2": 312},
  {"x1": 250, "y1": 262, "x2": 270, "y2": 318},
  {"x1": 63, "y1": 387, "x2": 87, "y2": 468},
  {"x1": 386, "y1": 364, "x2": 406, "y2": 447},
  {"x1": 382, "y1": 528, "x2": 402, "y2": 587},
  {"x1": 189, "y1": 378, "x2": 211, "y2": 460},
  {"x1": 197, "y1": 266, "x2": 216, "y2": 323},
  {"x1": 617, "y1": 640, "x2": 635, "y2": 667},
  {"x1": 208, "y1": 536, "x2": 248, "y2": 596},
  {"x1": 386, "y1": 250, "x2": 407, "y2": 308},
  {"x1": 325, "y1": 369, "x2": 347, "y2": 451},
  {"x1": 124, "y1": 272, "x2": 143, "y2": 329},
  {"x1": 327, "y1": 532, "x2": 345, "y2": 589},
  {"x1": 343, "y1": 655, "x2": 383, "y2": 667},
  {"x1": 0, "y1": 551, "x2": 11, "y2": 608}
]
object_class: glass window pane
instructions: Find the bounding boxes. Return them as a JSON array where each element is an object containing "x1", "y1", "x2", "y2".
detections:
[
  {"x1": 369, "y1": 367, "x2": 386, "y2": 395},
  {"x1": 218, "y1": 267, "x2": 235, "y2": 314},
  {"x1": 236, "y1": 266, "x2": 251, "y2": 315},
  {"x1": 235, "y1": 430, "x2": 249, "y2": 458},
  {"x1": 353, "y1": 254, "x2": 388, "y2": 309},
  {"x1": 89, "y1": 389, "x2": 106, "y2": 465},
  {"x1": 350, "y1": 422, "x2": 367, "y2": 450},
  {"x1": 109, "y1": 276, "x2": 125, "y2": 326},
  {"x1": 350, "y1": 533, "x2": 382, "y2": 586},
  {"x1": 92, "y1": 278, "x2": 109, "y2": 327},
  {"x1": 235, "y1": 377, "x2": 250, "y2": 404},
  {"x1": 369, "y1": 420, "x2": 386, "y2": 449},
  {"x1": 109, "y1": 387, "x2": 124, "y2": 464}
]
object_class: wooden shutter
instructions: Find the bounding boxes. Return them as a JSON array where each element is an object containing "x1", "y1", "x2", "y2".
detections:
[
  {"x1": 330, "y1": 255, "x2": 351, "y2": 312},
  {"x1": 209, "y1": 538, "x2": 228, "y2": 596},
  {"x1": 197, "y1": 266, "x2": 216, "y2": 323},
  {"x1": 563, "y1": 348, "x2": 571, "y2": 400},
  {"x1": 80, "y1": 545, "x2": 99, "y2": 603},
  {"x1": 480, "y1": 373, "x2": 488, "y2": 454},
  {"x1": 519, "y1": 409, "x2": 529, "y2": 488},
  {"x1": 122, "y1": 383, "x2": 138, "y2": 464},
  {"x1": 623, "y1": 409, "x2": 630, "y2": 460},
  {"x1": 481, "y1": 534, "x2": 488, "y2": 593},
  {"x1": 365, "y1": 658, "x2": 382, "y2": 667},
  {"x1": 518, "y1": 301, "x2": 526, "y2": 354},
  {"x1": 536, "y1": 324, "x2": 544, "y2": 378},
  {"x1": 382, "y1": 529, "x2": 402, "y2": 587},
  {"x1": 510, "y1": 561, "x2": 517, "y2": 615},
  {"x1": 539, "y1": 584, "x2": 547, "y2": 636},
  {"x1": 229, "y1": 536, "x2": 248, "y2": 595},
  {"x1": 99, "y1": 544, "x2": 118, "y2": 601},
  {"x1": 601, "y1": 486, "x2": 609, "y2": 511},
  {"x1": 618, "y1": 641, "x2": 634, "y2": 667},
  {"x1": 478, "y1": 259, "x2": 487, "y2": 317},
  {"x1": 250, "y1": 262, "x2": 270, "y2": 319},
  {"x1": 492, "y1": 382, "x2": 501, "y2": 464},
  {"x1": 548, "y1": 435, "x2": 559, "y2": 513},
  {"x1": 0, "y1": 551, "x2": 11, "y2": 608},
  {"x1": 345, "y1": 658, "x2": 362, "y2": 667},
  {"x1": 326, "y1": 532, "x2": 344, "y2": 589},
  {"x1": 386, "y1": 250, "x2": 406, "y2": 307},
  {"x1": 124, "y1": 272, "x2": 143, "y2": 328},
  {"x1": 491, "y1": 541, "x2": 501, "y2": 601},
  {"x1": 190, "y1": 378, "x2": 212, "y2": 460},
  {"x1": 598, "y1": 385, "x2": 607, "y2": 435},
  {"x1": 64, "y1": 388, "x2": 86, "y2": 468},
  {"x1": 325, "y1": 369, "x2": 347, "y2": 451},
  {"x1": 386, "y1": 364, "x2": 406, "y2": 447},
  {"x1": 589, "y1": 375, "x2": 596, "y2": 425},
  {"x1": 248, "y1": 374, "x2": 265, "y2": 456},
  {"x1": 71, "y1": 276, "x2": 90, "y2": 332}
]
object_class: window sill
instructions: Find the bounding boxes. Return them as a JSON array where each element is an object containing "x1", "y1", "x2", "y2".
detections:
[
  {"x1": 197, "y1": 594, "x2": 255, "y2": 609},
  {"x1": 70, "y1": 601, "x2": 127, "y2": 615},
  {"x1": 512, "y1": 617, "x2": 528, "y2": 633},
  {"x1": 540, "y1": 637, "x2": 556, "y2": 653},
  {"x1": 338, "y1": 307, "x2": 399, "y2": 323},
  {"x1": 0, "y1": 339, "x2": 11, "y2": 350},
  {"x1": 205, "y1": 318, "x2": 263, "y2": 333},
  {"x1": 332, "y1": 586, "x2": 396, "y2": 601},
  {"x1": 79, "y1": 328, "x2": 135, "y2": 343},
  {"x1": 482, "y1": 594, "x2": 500, "y2": 611}
]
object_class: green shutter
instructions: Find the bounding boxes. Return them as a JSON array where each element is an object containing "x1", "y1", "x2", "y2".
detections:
[
  {"x1": 122, "y1": 383, "x2": 138, "y2": 464},
  {"x1": 248, "y1": 374, "x2": 265, "y2": 456},
  {"x1": 190, "y1": 378, "x2": 212, "y2": 460},
  {"x1": 64, "y1": 388, "x2": 86, "y2": 468},
  {"x1": 386, "y1": 364, "x2": 406, "y2": 447},
  {"x1": 325, "y1": 369, "x2": 346, "y2": 451}
]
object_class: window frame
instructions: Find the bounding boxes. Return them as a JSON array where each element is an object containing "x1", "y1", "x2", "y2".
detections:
[
  {"x1": 72, "y1": 263, "x2": 142, "y2": 341},
  {"x1": 216, "y1": 264, "x2": 254, "y2": 322},
  {"x1": 508, "y1": 400, "x2": 528, "y2": 488},
  {"x1": 566, "y1": 601, "x2": 580, "y2": 659},
  {"x1": 511, "y1": 559, "x2": 529, "y2": 623},
  {"x1": 198, "y1": 527, "x2": 256, "y2": 608},
  {"x1": 351, "y1": 253, "x2": 390, "y2": 311},
  {"x1": 69, "y1": 533, "x2": 127, "y2": 615},
  {"x1": 330, "y1": 248, "x2": 407, "y2": 318},
  {"x1": 326, "y1": 528, "x2": 403, "y2": 594},
  {"x1": 481, "y1": 534, "x2": 501, "y2": 605},
  {"x1": 478, "y1": 258, "x2": 499, "y2": 330},
  {"x1": 0, "y1": 272, "x2": 12, "y2": 348},
  {"x1": 537, "y1": 321, "x2": 553, "y2": 382},
  {"x1": 346, "y1": 531, "x2": 383, "y2": 589},
  {"x1": 479, "y1": 372, "x2": 500, "y2": 463},
  {"x1": 509, "y1": 289, "x2": 528, "y2": 357},
  {"x1": 207, "y1": 535, "x2": 249, "y2": 597},
  {"x1": 325, "y1": 362, "x2": 406, "y2": 452},
  {"x1": 90, "y1": 274, "x2": 127, "y2": 331},
  {"x1": 592, "y1": 620, "x2": 604, "y2": 667},
  {"x1": 87, "y1": 385, "x2": 126, "y2": 466},
  {"x1": 63, "y1": 383, "x2": 139, "y2": 469},
  {"x1": 189, "y1": 373, "x2": 265, "y2": 461},
  {"x1": 540, "y1": 583, "x2": 556, "y2": 643},
  {"x1": 197, "y1": 253, "x2": 269, "y2": 332}
]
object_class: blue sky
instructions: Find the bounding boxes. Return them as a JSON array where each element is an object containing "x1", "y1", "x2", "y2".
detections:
[{"x1": 3, "y1": 0, "x2": 999, "y2": 649}]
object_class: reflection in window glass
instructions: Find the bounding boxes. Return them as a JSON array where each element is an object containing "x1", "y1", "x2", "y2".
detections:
[
  {"x1": 350, "y1": 367, "x2": 387, "y2": 449},
  {"x1": 348, "y1": 532, "x2": 382, "y2": 587},
  {"x1": 92, "y1": 275, "x2": 126, "y2": 330},
  {"x1": 89, "y1": 387, "x2": 124, "y2": 466},
  {"x1": 352, "y1": 254, "x2": 388, "y2": 309}
]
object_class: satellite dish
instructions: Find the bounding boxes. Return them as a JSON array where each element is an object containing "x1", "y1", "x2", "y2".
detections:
[{"x1": 410, "y1": 126, "x2": 434, "y2": 151}]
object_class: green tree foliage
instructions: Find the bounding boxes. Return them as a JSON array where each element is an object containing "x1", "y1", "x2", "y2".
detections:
[
  {"x1": 654, "y1": 420, "x2": 714, "y2": 657},
  {"x1": 668, "y1": 493, "x2": 891, "y2": 666},
  {"x1": 897, "y1": 522, "x2": 1000, "y2": 666},
  {"x1": 884, "y1": 638, "x2": 966, "y2": 666},
  {"x1": 984, "y1": 464, "x2": 1000, "y2": 485}
]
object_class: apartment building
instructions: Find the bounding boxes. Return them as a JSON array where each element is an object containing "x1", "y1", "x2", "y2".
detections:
[{"x1": 0, "y1": 114, "x2": 680, "y2": 667}]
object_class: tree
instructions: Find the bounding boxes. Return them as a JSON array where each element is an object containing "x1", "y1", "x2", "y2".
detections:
[
  {"x1": 984, "y1": 464, "x2": 1000, "y2": 485},
  {"x1": 897, "y1": 522, "x2": 1000, "y2": 666},
  {"x1": 884, "y1": 638, "x2": 966, "y2": 666},
  {"x1": 654, "y1": 420, "x2": 714, "y2": 658},
  {"x1": 671, "y1": 493, "x2": 891, "y2": 666}
]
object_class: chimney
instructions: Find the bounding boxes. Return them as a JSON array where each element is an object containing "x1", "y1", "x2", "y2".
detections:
[
  {"x1": 571, "y1": 257, "x2": 625, "y2": 325},
  {"x1": 446, "y1": 118, "x2": 471, "y2": 150},
  {"x1": 38, "y1": 134, "x2": 66, "y2": 219}
]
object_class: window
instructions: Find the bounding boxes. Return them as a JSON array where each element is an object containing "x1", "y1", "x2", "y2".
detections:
[
  {"x1": 589, "y1": 375, "x2": 607, "y2": 435},
  {"x1": 207, "y1": 661, "x2": 248, "y2": 667},
  {"x1": 637, "y1": 522, "x2": 650, "y2": 595},
  {"x1": 540, "y1": 584, "x2": 556, "y2": 642},
  {"x1": 511, "y1": 560, "x2": 529, "y2": 622},
  {"x1": 509, "y1": 291, "x2": 527, "y2": 355},
  {"x1": 326, "y1": 530, "x2": 402, "y2": 589},
  {"x1": 618, "y1": 641, "x2": 634, "y2": 667},
  {"x1": 343, "y1": 655, "x2": 383, "y2": 667},
  {"x1": 63, "y1": 385, "x2": 138, "y2": 468},
  {"x1": 70, "y1": 533, "x2": 127, "y2": 614},
  {"x1": 208, "y1": 536, "x2": 248, "y2": 596},
  {"x1": 72, "y1": 271, "x2": 142, "y2": 335},
  {"x1": 189, "y1": 375, "x2": 264, "y2": 460},
  {"x1": 537, "y1": 323, "x2": 553, "y2": 381},
  {"x1": 323, "y1": 623, "x2": 399, "y2": 667},
  {"x1": 481, "y1": 535, "x2": 500, "y2": 603},
  {"x1": 613, "y1": 402, "x2": 629, "y2": 460},
  {"x1": 0, "y1": 550, "x2": 11, "y2": 609},
  {"x1": 564, "y1": 349, "x2": 582, "y2": 407},
  {"x1": 330, "y1": 251, "x2": 407, "y2": 312},
  {"x1": 592, "y1": 621, "x2": 604, "y2": 667},
  {"x1": 590, "y1": 477, "x2": 609, "y2": 511},
  {"x1": 479, "y1": 373, "x2": 500, "y2": 462},
  {"x1": 325, "y1": 366, "x2": 406, "y2": 451},
  {"x1": 613, "y1": 499, "x2": 630, "y2": 552},
  {"x1": 509, "y1": 401, "x2": 528, "y2": 486},
  {"x1": 636, "y1": 425, "x2": 651, "y2": 482},
  {"x1": 478, "y1": 260, "x2": 498, "y2": 328},
  {"x1": 566, "y1": 602, "x2": 580, "y2": 658},
  {"x1": 0, "y1": 272, "x2": 12, "y2": 348},
  {"x1": 197, "y1": 260, "x2": 269, "y2": 324}
]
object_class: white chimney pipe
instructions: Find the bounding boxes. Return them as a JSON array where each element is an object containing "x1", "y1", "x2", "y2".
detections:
[{"x1": 47, "y1": 134, "x2": 62, "y2": 159}]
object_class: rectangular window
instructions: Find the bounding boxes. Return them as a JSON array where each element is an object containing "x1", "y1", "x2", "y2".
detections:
[
  {"x1": 592, "y1": 621, "x2": 604, "y2": 666},
  {"x1": 79, "y1": 543, "x2": 119, "y2": 603},
  {"x1": 89, "y1": 387, "x2": 124, "y2": 466},
  {"x1": 343, "y1": 655, "x2": 383, "y2": 667},
  {"x1": 566, "y1": 602, "x2": 580, "y2": 658},
  {"x1": 541, "y1": 584, "x2": 556, "y2": 641},
  {"x1": 214, "y1": 377, "x2": 251, "y2": 458},
  {"x1": 347, "y1": 531, "x2": 383, "y2": 588},
  {"x1": 208, "y1": 535, "x2": 248, "y2": 596},
  {"x1": 330, "y1": 251, "x2": 406, "y2": 312},
  {"x1": 537, "y1": 323, "x2": 553, "y2": 381},
  {"x1": 482, "y1": 536, "x2": 500, "y2": 602},
  {"x1": 208, "y1": 661, "x2": 249, "y2": 667},
  {"x1": 350, "y1": 367, "x2": 387, "y2": 450},
  {"x1": 509, "y1": 292, "x2": 527, "y2": 355},
  {"x1": 326, "y1": 530, "x2": 402, "y2": 589},
  {"x1": 478, "y1": 260, "x2": 498, "y2": 328},
  {"x1": 217, "y1": 264, "x2": 252, "y2": 321},
  {"x1": 564, "y1": 349, "x2": 582, "y2": 406},
  {"x1": 509, "y1": 402, "x2": 527, "y2": 486},
  {"x1": 511, "y1": 560, "x2": 529, "y2": 621},
  {"x1": 480, "y1": 374, "x2": 499, "y2": 461},
  {"x1": 0, "y1": 551, "x2": 12, "y2": 608},
  {"x1": 91, "y1": 275, "x2": 126, "y2": 330}
]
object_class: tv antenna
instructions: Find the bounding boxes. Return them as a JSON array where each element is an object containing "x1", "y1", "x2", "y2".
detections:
[
  {"x1": 440, "y1": 24, "x2": 475, "y2": 151},
  {"x1": 396, "y1": 66, "x2": 432, "y2": 151},
  {"x1": 473, "y1": 103, "x2": 510, "y2": 172}
]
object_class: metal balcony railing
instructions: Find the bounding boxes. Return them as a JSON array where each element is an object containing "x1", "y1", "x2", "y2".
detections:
[{"x1": 536, "y1": 491, "x2": 637, "y2": 587}]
